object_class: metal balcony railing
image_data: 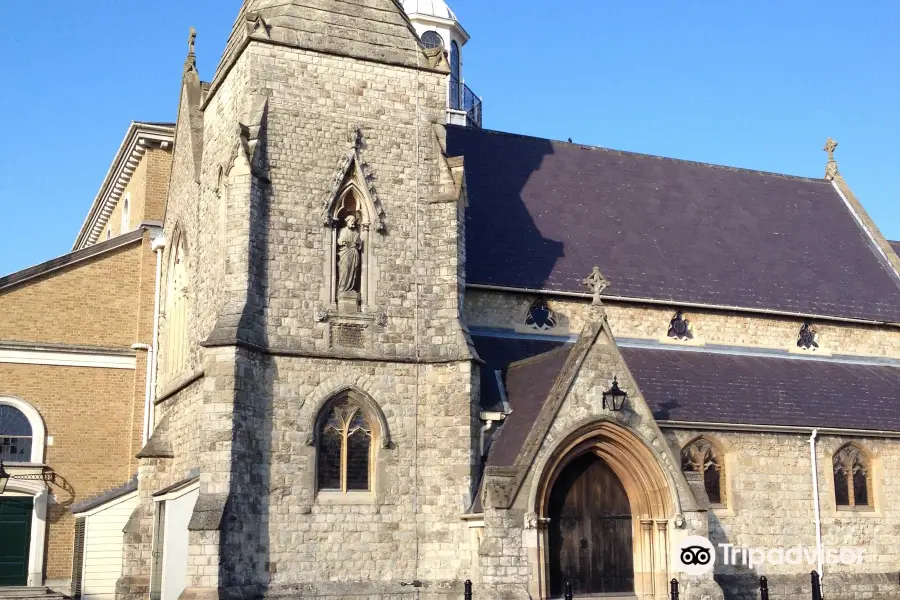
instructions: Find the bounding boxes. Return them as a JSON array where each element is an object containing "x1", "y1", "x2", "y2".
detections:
[{"x1": 449, "y1": 75, "x2": 482, "y2": 128}]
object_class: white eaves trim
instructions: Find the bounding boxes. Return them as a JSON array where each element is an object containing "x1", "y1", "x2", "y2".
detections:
[
  {"x1": 71, "y1": 490, "x2": 138, "y2": 518},
  {"x1": 73, "y1": 122, "x2": 175, "y2": 251},
  {"x1": 0, "y1": 348, "x2": 136, "y2": 370}
]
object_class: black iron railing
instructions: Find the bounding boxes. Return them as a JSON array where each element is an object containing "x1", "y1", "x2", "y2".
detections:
[{"x1": 449, "y1": 75, "x2": 482, "y2": 128}]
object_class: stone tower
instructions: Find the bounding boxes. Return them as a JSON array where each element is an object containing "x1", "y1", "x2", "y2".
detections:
[{"x1": 120, "y1": 2, "x2": 479, "y2": 600}]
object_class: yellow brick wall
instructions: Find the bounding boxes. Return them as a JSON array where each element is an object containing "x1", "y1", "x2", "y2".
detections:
[
  {"x1": 0, "y1": 363, "x2": 137, "y2": 579},
  {"x1": 0, "y1": 242, "x2": 142, "y2": 348},
  {"x1": 99, "y1": 147, "x2": 171, "y2": 240}
]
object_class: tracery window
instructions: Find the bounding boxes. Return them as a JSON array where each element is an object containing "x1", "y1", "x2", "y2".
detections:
[
  {"x1": 317, "y1": 398, "x2": 373, "y2": 492},
  {"x1": 681, "y1": 438, "x2": 725, "y2": 506},
  {"x1": 0, "y1": 405, "x2": 33, "y2": 463},
  {"x1": 525, "y1": 298, "x2": 557, "y2": 331},
  {"x1": 164, "y1": 232, "x2": 189, "y2": 375},
  {"x1": 833, "y1": 444, "x2": 871, "y2": 509}
]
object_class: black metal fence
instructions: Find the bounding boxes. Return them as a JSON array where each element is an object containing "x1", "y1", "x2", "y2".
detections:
[
  {"x1": 449, "y1": 75, "x2": 482, "y2": 128},
  {"x1": 669, "y1": 571, "x2": 824, "y2": 599}
]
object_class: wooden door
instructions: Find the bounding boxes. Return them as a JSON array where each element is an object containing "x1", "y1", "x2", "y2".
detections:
[
  {"x1": 549, "y1": 453, "x2": 634, "y2": 596},
  {"x1": 0, "y1": 497, "x2": 33, "y2": 586}
]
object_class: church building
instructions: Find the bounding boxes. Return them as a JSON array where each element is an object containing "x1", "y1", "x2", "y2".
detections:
[{"x1": 2, "y1": 2, "x2": 900, "y2": 600}]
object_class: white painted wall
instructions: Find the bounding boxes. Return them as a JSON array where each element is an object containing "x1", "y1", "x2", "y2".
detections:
[
  {"x1": 81, "y1": 493, "x2": 137, "y2": 600},
  {"x1": 160, "y1": 488, "x2": 199, "y2": 600}
]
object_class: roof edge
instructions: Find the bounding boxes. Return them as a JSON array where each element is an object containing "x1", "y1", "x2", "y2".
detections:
[
  {"x1": 830, "y1": 177, "x2": 900, "y2": 286},
  {"x1": 465, "y1": 283, "x2": 900, "y2": 327},
  {"x1": 73, "y1": 122, "x2": 175, "y2": 250},
  {"x1": 447, "y1": 125, "x2": 830, "y2": 184},
  {"x1": 1, "y1": 229, "x2": 146, "y2": 293}
]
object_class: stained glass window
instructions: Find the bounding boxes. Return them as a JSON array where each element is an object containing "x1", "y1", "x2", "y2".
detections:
[
  {"x1": 316, "y1": 398, "x2": 373, "y2": 493},
  {"x1": 681, "y1": 439, "x2": 725, "y2": 506},
  {"x1": 834, "y1": 444, "x2": 871, "y2": 508},
  {"x1": 0, "y1": 405, "x2": 33, "y2": 463}
]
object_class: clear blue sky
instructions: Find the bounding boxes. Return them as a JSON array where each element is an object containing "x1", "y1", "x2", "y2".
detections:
[{"x1": 1, "y1": 1, "x2": 897, "y2": 276}]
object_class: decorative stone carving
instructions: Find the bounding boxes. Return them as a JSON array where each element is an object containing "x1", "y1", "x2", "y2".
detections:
[
  {"x1": 667, "y1": 310, "x2": 694, "y2": 341},
  {"x1": 524, "y1": 512, "x2": 538, "y2": 529},
  {"x1": 525, "y1": 298, "x2": 557, "y2": 330},
  {"x1": 797, "y1": 322, "x2": 819, "y2": 351},
  {"x1": 322, "y1": 127, "x2": 387, "y2": 233},
  {"x1": 824, "y1": 137, "x2": 840, "y2": 181},
  {"x1": 582, "y1": 266, "x2": 609, "y2": 306},
  {"x1": 336, "y1": 215, "x2": 362, "y2": 312},
  {"x1": 314, "y1": 306, "x2": 330, "y2": 323}
]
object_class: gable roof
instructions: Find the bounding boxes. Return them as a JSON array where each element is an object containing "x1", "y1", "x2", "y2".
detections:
[
  {"x1": 448, "y1": 127, "x2": 900, "y2": 324},
  {"x1": 479, "y1": 335, "x2": 900, "y2": 469},
  {"x1": 0, "y1": 229, "x2": 145, "y2": 292}
]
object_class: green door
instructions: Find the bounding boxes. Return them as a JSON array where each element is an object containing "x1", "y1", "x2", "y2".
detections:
[{"x1": 0, "y1": 498, "x2": 33, "y2": 585}]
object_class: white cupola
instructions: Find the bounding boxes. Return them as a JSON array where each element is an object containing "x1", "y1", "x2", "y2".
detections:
[{"x1": 401, "y1": 0, "x2": 481, "y2": 127}]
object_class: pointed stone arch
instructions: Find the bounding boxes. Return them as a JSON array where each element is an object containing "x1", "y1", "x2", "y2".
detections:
[
  {"x1": 321, "y1": 127, "x2": 387, "y2": 233},
  {"x1": 531, "y1": 419, "x2": 677, "y2": 600},
  {"x1": 305, "y1": 385, "x2": 391, "y2": 450},
  {"x1": 321, "y1": 127, "x2": 386, "y2": 312},
  {"x1": 680, "y1": 435, "x2": 727, "y2": 507}
]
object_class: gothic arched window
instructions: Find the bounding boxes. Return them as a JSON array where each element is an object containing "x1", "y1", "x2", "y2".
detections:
[
  {"x1": 833, "y1": 444, "x2": 872, "y2": 509},
  {"x1": 681, "y1": 438, "x2": 725, "y2": 506},
  {"x1": 165, "y1": 231, "x2": 189, "y2": 376},
  {"x1": 317, "y1": 398, "x2": 373, "y2": 492},
  {"x1": 0, "y1": 404, "x2": 32, "y2": 463}
]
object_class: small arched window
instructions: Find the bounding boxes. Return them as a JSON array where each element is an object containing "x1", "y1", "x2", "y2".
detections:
[
  {"x1": 421, "y1": 31, "x2": 444, "y2": 50},
  {"x1": 449, "y1": 41, "x2": 461, "y2": 110},
  {"x1": 681, "y1": 438, "x2": 725, "y2": 506},
  {"x1": 106, "y1": 228, "x2": 112, "y2": 240},
  {"x1": 165, "y1": 232, "x2": 189, "y2": 375},
  {"x1": 317, "y1": 397, "x2": 373, "y2": 493},
  {"x1": 833, "y1": 444, "x2": 871, "y2": 508},
  {"x1": 121, "y1": 197, "x2": 130, "y2": 232},
  {"x1": 0, "y1": 404, "x2": 33, "y2": 463}
]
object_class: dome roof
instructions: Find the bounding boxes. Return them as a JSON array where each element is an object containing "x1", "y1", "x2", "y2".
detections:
[{"x1": 401, "y1": 0, "x2": 458, "y2": 21}]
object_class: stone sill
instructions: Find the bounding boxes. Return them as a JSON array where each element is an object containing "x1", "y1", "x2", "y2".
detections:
[{"x1": 316, "y1": 491, "x2": 376, "y2": 505}]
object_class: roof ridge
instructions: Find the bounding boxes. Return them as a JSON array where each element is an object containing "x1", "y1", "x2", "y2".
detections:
[{"x1": 448, "y1": 125, "x2": 829, "y2": 184}]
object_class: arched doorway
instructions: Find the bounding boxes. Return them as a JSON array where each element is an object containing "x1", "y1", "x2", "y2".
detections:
[
  {"x1": 548, "y1": 453, "x2": 633, "y2": 596},
  {"x1": 534, "y1": 421, "x2": 676, "y2": 600}
]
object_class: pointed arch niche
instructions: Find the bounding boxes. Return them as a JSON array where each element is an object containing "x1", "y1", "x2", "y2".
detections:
[{"x1": 322, "y1": 130, "x2": 386, "y2": 315}]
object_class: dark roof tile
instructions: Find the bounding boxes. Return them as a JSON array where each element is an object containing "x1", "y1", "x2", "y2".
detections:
[
  {"x1": 448, "y1": 127, "x2": 900, "y2": 323},
  {"x1": 486, "y1": 345, "x2": 572, "y2": 468}
]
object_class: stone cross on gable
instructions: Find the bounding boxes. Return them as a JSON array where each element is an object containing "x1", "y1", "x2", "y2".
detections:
[
  {"x1": 823, "y1": 137, "x2": 839, "y2": 180},
  {"x1": 188, "y1": 27, "x2": 197, "y2": 54},
  {"x1": 583, "y1": 266, "x2": 610, "y2": 306}
]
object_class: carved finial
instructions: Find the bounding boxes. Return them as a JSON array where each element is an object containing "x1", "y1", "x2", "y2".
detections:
[
  {"x1": 184, "y1": 27, "x2": 198, "y2": 74},
  {"x1": 583, "y1": 266, "x2": 610, "y2": 306},
  {"x1": 823, "y1": 137, "x2": 839, "y2": 180}
]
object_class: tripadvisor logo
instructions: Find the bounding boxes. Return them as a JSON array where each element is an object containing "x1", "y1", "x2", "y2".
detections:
[
  {"x1": 674, "y1": 536, "x2": 867, "y2": 575},
  {"x1": 675, "y1": 536, "x2": 716, "y2": 576}
]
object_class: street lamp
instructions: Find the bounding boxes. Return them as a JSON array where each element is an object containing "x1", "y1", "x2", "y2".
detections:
[{"x1": 602, "y1": 377, "x2": 628, "y2": 412}]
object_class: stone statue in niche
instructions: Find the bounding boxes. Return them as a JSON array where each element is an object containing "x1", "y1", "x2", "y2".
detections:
[{"x1": 336, "y1": 214, "x2": 362, "y2": 312}]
